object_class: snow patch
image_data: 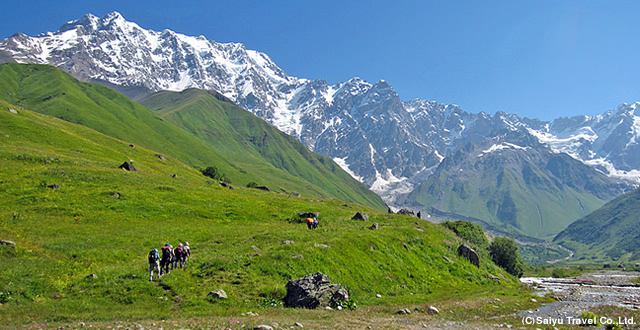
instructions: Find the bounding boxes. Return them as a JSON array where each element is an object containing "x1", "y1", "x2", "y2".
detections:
[
  {"x1": 332, "y1": 157, "x2": 363, "y2": 182},
  {"x1": 479, "y1": 142, "x2": 530, "y2": 156}
]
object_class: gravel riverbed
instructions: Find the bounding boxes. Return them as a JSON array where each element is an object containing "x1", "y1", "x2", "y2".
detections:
[{"x1": 520, "y1": 271, "x2": 640, "y2": 327}]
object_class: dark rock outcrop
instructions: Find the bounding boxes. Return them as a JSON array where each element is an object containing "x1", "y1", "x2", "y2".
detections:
[
  {"x1": 397, "y1": 209, "x2": 415, "y2": 216},
  {"x1": 352, "y1": 212, "x2": 369, "y2": 221},
  {"x1": 284, "y1": 272, "x2": 349, "y2": 309},
  {"x1": 118, "y1": 161, "x2": 137, "y2": 171},
  {"x1": 457, "y1": 244, "x2": 480, "y2": 267}
]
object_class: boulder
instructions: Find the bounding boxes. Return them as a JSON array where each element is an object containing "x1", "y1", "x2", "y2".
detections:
[
  {"x1": 457, "y1": 244, "x2": 480, "y2": 268},
  {"x1": 397, "y1": 209, "x2": 415, "y2": 216},
  {"x1": 219, "y1": 182, "x2": 234, "y2": 189},
  {"x1": 352, "y1": 212, "x2": 369, "y2": 221},
  {"x1": 0, "y1": 240, "x2": 16, "y2": 247},
  {"x1": 397, "y1": 308, "x2": 412, "y2": 315},
  {"x1": 298, "y1": 212, "x2": 319, "y2": 218},
  {"x1": 118, "y1": 162, "x2": 137, "y2": 171},
  {"x1": 368, "y1": 223, "x2": 379, "y2": 230},
  {"x1": 155, "y1": 154, "x2": 166, "y2": 160},
  {"x1": 253, "y1": 325, "x2": 273, "y2": 330},
  {"x1": 208, "y1": 289, "x2": 227, "y2": 299},
  {"x1": 284, "y1": 272, "x2": 349, "y2": 309},
  {"x1": 7, "y1": 107, "x2": 18, "y2": 114},
  {"x1": 254, "y1": 186, "x2": 270, "y2": 192},
  {"x1": 47, "y1": 183, "x2": 60, "y2": 190},
  {"x1": 427, "y1": 306, "x2": 439, "y2": 315}
]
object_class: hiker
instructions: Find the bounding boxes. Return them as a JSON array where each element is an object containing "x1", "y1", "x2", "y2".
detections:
[
  {"x1": 183, "y1": 242, "x2": 191, "y2": 266},
  {"x1": 148, "y1": 248, "x2": 160, "y2": 281},
  {"x1": 306, "y1": 217, "x2": 319, "y2": 230},
  {"x1": 160, "y1": 243, "x2": 173, "y2": 276},
  {"x1": 174, "y1": 243, "x2": 185, "y2": 269}
]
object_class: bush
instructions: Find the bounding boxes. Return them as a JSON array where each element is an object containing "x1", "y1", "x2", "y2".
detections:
[
  {"x1": 201, "y1": 166, "x2": 230, "y2": 183},
  {"x1": 246, "y1": 181, "x2": 258, "y2": 188},
  {"x1": 442, "y1": 221, "x2": 489, "y2": 248},
  {"x1": 488, "y1": 236, "x2": 524, "y2": 277}
]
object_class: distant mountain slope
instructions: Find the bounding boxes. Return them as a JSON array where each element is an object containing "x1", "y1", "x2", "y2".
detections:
[
  {"x1": 141, "y1": 88, "x2": 386, "y2": 209},
  {"x1": 554, "y1": 188, "x2": 640, "y2": 262},
  {"x1": 400, "y1": 130, "x2": 626, "y2": 239},
  {"x1": 0, "y1": 63, "x2": 385, "y2": 209}
]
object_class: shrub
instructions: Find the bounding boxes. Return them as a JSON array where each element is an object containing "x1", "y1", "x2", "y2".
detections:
[
  {"x1": 488, "y1": 236, "x2": 524, "y2": 277},
  {"x1": 201, "y1": 166, "x2": 230, "y2": 183},
  {"x1": 442, "y1": 221, "x2": 488, "y2": 248}
]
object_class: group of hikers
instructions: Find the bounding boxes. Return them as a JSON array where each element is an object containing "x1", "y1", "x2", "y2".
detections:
[{"x1": 148, "y1": 242, "x2": 190, "y2": 281}]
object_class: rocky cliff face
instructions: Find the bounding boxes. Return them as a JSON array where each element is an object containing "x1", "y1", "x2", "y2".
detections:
[{"x1": 2, "y1": 12, "x2": 638, "y2": 211}]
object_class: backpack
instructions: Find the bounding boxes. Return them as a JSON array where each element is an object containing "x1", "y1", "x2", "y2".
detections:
[
  {"x1": 162, "y1": 246, "x2": 172, "y2": 259},
  {"x1": 148, "y1": 250, "x2": 159, "y2": 263},
  {"x1": 175, "y1": 246, "x2": 184, "y2": 258}
]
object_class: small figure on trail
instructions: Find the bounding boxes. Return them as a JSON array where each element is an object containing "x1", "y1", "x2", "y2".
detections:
[
  {"x1": 174, "y1": 243, "x2": 186, "y2": 269},
  {"x1": 183, "y1": 242, "x2": 191, "y2": 266},
  {"x1": 148, "y1": 248, "x2": 160, "y2": 281},
  {"x1": 160, "y1": 243, "x2": 173, "y2": 276},
  {"x1": 306, "y1": 217, "x2": 319, "y2": 230}
]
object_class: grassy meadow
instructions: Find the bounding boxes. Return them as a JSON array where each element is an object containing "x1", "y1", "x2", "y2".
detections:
[{"x1": 0, "y1": 102, "x2": 534, "y2": 327}]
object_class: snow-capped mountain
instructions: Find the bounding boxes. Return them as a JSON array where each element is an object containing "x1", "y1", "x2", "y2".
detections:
[{"x1": 2, "y1": 11, "x2": 639, "y2": 208}]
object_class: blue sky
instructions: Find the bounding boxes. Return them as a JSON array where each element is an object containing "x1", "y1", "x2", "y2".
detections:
[{"x1": 2, "y1": 0, "x2": 639, "y2": 121}]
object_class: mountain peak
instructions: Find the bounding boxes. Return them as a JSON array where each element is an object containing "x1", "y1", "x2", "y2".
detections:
[{"x1": 58, "y1": 13, "x2": 100, "y2": 33}]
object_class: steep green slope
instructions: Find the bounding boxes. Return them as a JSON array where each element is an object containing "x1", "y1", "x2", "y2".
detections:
[
  {"x1": 0, "y1": 103, "x2": 521, "y2": 324},
  {"x1": 0, "y1": 63, "x2": 385, "y2": 209},
  {"x1": 0, "y1": 63, "x2": 229, "y2": 171},
  {"x1": 554, "y1": 188, "x2": 640, "y2": 262},
  {"x1": 401, "y1": 130, "x2": 624, "y2": 240},
  {"x1": 141, "y1": 89, "x2": 385, "y2": 210}
]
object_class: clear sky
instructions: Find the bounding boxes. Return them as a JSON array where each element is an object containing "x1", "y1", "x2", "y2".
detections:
[{"x1": 2, "y1": 0, "x2": 639, "y2": 121}]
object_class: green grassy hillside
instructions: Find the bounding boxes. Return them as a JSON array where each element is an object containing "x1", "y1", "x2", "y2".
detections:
[
  {"x1": 0, "y1": 63, "x2": 385, "y2": 210},
  {"x1": 141, "y1": 89, "x2": 385, "y2": 210},
  {"x1": 0, "y1": 103, "x2": 522, "y2": 325},
  {"x1": 554, "y1": 188, "x2": 640, "y2": 263}
]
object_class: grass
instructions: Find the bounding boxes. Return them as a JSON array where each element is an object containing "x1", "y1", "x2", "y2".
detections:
[{"x1": 0, "y1": 102, "x2": 532, "y2": 327}]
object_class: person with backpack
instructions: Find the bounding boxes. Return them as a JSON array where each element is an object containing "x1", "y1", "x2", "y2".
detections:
[
  {"x1": 148, "y1": 248, "x2": 160, "y2": 281},
  {"x1": 183, "y1": 242, "x2": 191, "y2": 266},
  {"x1": 160, "y1": 243, "x2": 173, "y2": 276},
  {"x1": 174, "y1": 243, "x2": 185, "y2": 269}
]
